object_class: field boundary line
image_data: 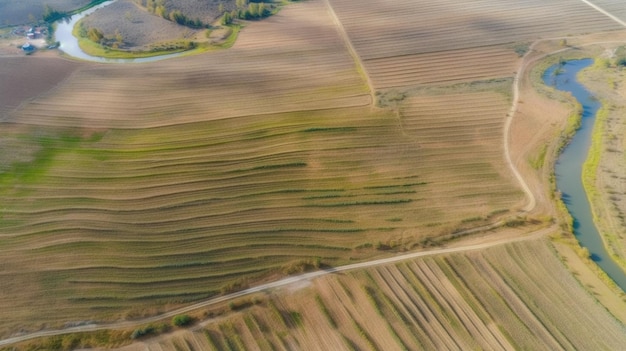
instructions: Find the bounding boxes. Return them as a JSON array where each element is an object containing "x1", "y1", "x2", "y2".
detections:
[
  {"x1": 321, "y1": 0, "x2": 376, "y2": 106},
  {"x1": 578, "y1": 0, "x2": 626, "y2": 27}
]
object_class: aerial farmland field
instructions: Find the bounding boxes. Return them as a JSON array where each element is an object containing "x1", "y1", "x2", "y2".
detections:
[
  {"x1": 100, "y1": 239, "x2": 626, "y2": 351},
  {"x1": 2, "y1": 0, "x2": 626, "y2": 348}
]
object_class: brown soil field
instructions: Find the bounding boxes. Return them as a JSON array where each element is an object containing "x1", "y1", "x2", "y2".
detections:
[
  {"x1": 329, "y1": 0, "x2": 625, "y2": 90},
  {"x1": 10, "y1": 0, "x2": 369, "y2": 129},
  {"x1": 397, "y1": 87, "x2": 523, "y2": 221},
  {"x1": 0, "y1": 56, "x2": 82, "y2": 118},
  {"x1": 0, "y1": 0, "x2": 91, "y2": 26},
  {"x1": 3, "y1": 0, "x2": 626, "y2": 346},
  {"x1": 367, "y1": 46, "x2": 521, "y2": 89},
  {"x1": 101, "y1": 239, "x2": 626, "y2": 351},
  {"x1": 80, "y1": 0, "x2": 197, "y2": 49}
]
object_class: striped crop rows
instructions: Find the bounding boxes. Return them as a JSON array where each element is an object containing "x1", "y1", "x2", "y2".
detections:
[
  {"x1": 11, "y1": 0, "x2": 369, "y2": 130},
  {"x1": 328, "y1": 0, "x2": 624, "y2": 88},
  {"x1": 0, "y1": 92, "x2": 521, "y2": 329},
  {"x1": 114, "y1": 239, "x2": 626, "y2": 351},
  {"x1": 397, "y1": 89, "x2": 522, "y2": 220},
  {"x1": 0, "y1": 107, "x2": 425, "y2": 329}
]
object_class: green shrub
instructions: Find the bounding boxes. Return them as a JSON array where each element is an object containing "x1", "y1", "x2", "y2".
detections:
[{"x1": 172, "y1": 314, "x2": 193, "y2": 327}]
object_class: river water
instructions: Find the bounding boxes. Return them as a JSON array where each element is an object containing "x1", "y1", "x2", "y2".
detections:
[
  {"x1": 53, "y1": 0, "x2": 184, "y2": 63},
  {"x1": 544, "y1": 59, "x2": 626, "y2": 292}
]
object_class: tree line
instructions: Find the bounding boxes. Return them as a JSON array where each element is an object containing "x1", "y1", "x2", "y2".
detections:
[
  {"x1": 222, "y1": 0, "x2": 271, "y2": 25},
  {"x1": 135, "y1": 0, "x2": 206, "y2": 28}
]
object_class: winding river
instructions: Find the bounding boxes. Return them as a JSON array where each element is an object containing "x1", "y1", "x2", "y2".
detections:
[
  {"x1": 544, "y1": 59, "x2": 626, "y2": 292},
  {"x1": 54, "y1": 0, "x2": 185, "y2": 63}
]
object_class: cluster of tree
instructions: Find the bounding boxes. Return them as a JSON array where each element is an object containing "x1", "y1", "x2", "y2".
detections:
[
  {"x1": 79, "y1": 24, "x2": 124, "y2": 48},
  {"x1": 136, "y1": 0, "x2": 205, "y2": 28},
  {"x1": 222, "y1": 0, "x2": 270, "y2": 25},
  {"x1": 42, "y1": 4, "x2": 67, "y2": 22},
  {"x1": 168, "y1": 10, "x2": 204, "y2": 27},
  {"x1": 87, "y1": 27, "x2": 104, "y2": 42},
  {"x1": 171, "y1": 314, "x2": 193, "y2": 327}
]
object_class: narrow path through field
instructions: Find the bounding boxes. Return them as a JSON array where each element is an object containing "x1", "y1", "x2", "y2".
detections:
[
  {"x1": 505, "y1": 58, "x2": 536, "y2": 212},
  {"x1": 0, "y1": 227, "x2": 552, "y2": 347},
  {"x1": 322, "y1": 0, "x2": 376, "y2": 106},
  {"x1": 505, "y1": 0, "x2": 626, "y2": 214},
  {"x1": 578, "y1": 0, "x2": 626, "y2": 27}
]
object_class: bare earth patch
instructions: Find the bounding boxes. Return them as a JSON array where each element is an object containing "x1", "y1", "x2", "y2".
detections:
[{"x1": 0, "y1": 55, "x2": 82, "y2": 119}]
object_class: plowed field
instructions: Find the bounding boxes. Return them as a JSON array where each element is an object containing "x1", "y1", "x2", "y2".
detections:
[
  {"x1": 328, "y1": 0, "x2": 625, "y2": 88},
  {"x1": 111, "y1": 239, "x2": 626, "y2": 351}
]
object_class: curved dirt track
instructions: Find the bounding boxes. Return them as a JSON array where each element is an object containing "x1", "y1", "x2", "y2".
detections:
[{"x1": 504, "y1": 0, "x2": 626, "y2": 213}]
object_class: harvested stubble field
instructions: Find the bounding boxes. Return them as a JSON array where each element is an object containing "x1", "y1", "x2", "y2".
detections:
[
  {"x1": 107, "y1": 239, "x2": 626, "y2": 351},
  {"x1": 3, "y1": 0, "x2": 626, "y2": 345},
  {"x1": 328, "y1": 0, "x2": 626, "y2": 89},
  {"x1": 397, "y1": 84, "x2": 521, "y2": 220},
  {"x1": 0, "y1": 100, "x2": 524, "y2": 333},
  {"x1": 11, "y1": 0, "x2": 369, "y2": 129},
  {"x1": 0, "y1": 0, "x2": 523, "y2": 335}
]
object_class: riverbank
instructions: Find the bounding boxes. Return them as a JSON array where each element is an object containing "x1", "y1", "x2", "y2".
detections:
[
  {"x1": 578, "y1": 61, "x2": 626, "y2": 272},
  {"x1": 544, "y1": 59, "x2": 625, "y2": 288},
  {"x1": 508, "y1": 36, "x2": 626, "y2": 311}
]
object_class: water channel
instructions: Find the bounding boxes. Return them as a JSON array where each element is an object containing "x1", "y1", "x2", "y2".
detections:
[
  {"x1": 53, "y1": 0, "x2": 185, "y2": 63},
  {"x1": 544, "y1": 59, "x2": 626, "y2": 292}
]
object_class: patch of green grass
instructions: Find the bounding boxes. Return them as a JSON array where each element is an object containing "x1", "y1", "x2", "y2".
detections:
[
  {"x1": 0, "y1": 133, "x2": 82, "y2": 187},
  {"x1": 529, "y1": 144, "x2": 547, "y2": 170}
]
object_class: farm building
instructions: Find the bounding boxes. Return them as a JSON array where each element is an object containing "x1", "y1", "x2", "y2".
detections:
[{"x1": 21, "y1": 43, "x2": 35, "y2": 52}]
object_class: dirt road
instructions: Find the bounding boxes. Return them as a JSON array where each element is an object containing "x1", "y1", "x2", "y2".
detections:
[{"x1": 0, "y1": 226, "x2": 552, "y2": 347}]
